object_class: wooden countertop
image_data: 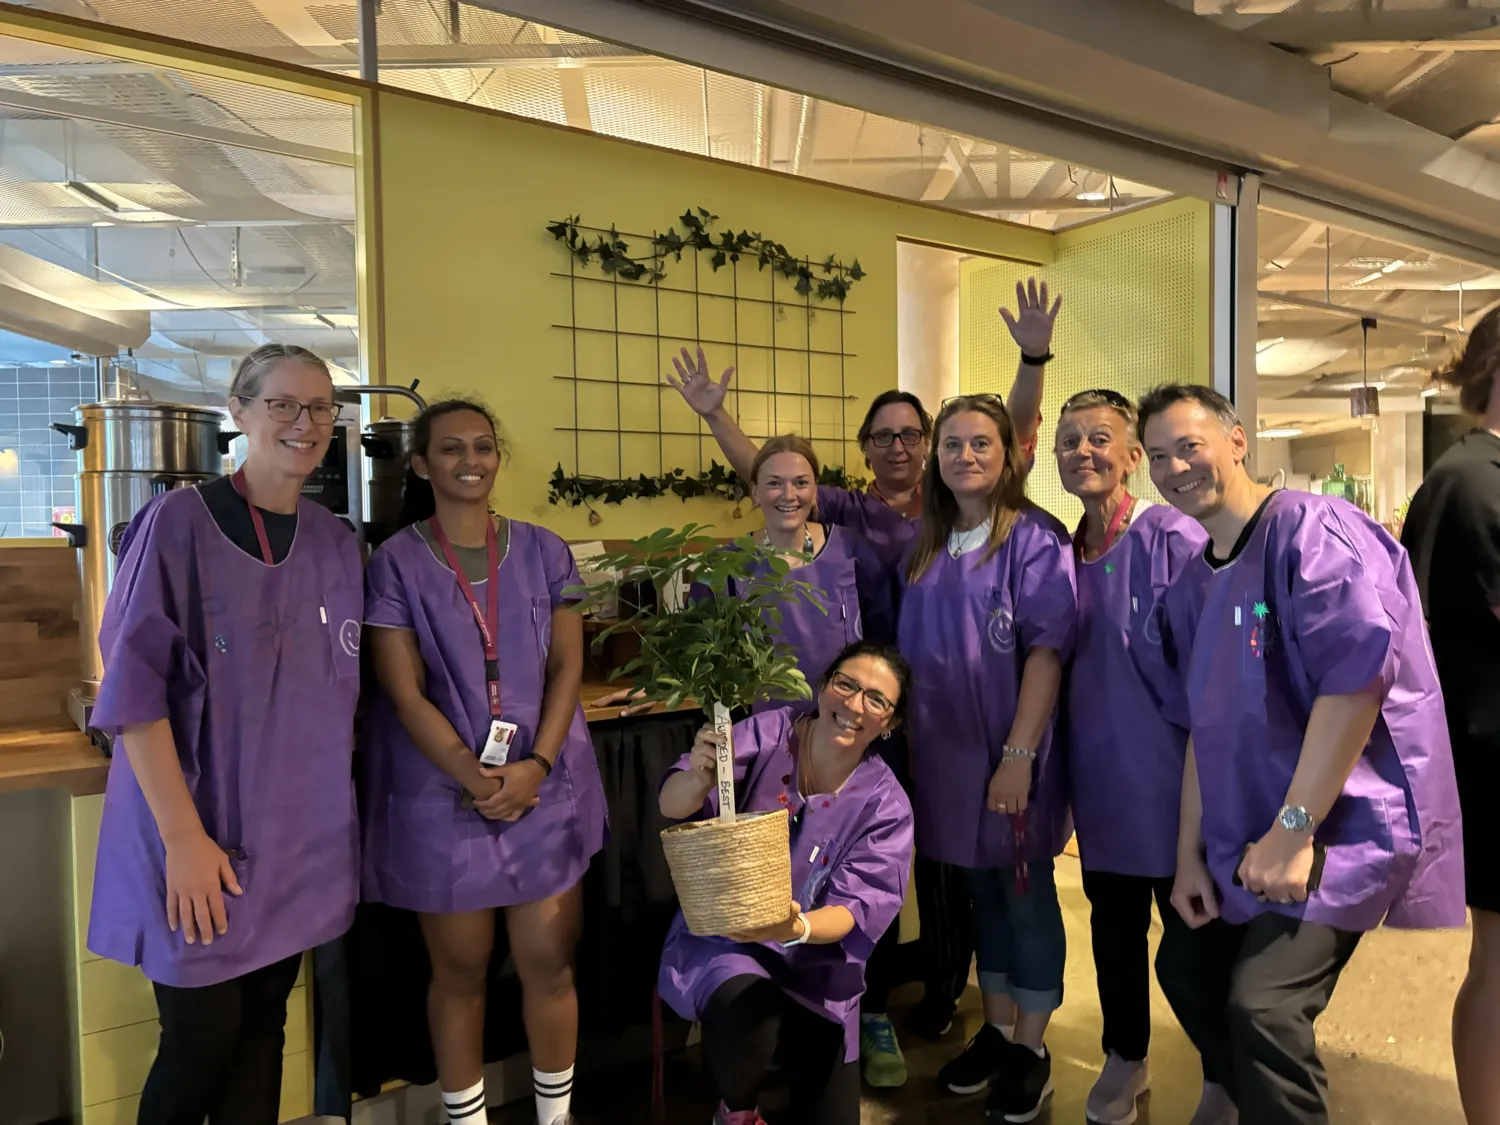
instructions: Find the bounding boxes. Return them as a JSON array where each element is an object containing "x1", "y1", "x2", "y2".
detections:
[
  {"x1": 0, "y1": 672, "x2": 691, "y2": 800},
  {"x1": 0, "y1": 726, "x2": 110, "y2": 798}
]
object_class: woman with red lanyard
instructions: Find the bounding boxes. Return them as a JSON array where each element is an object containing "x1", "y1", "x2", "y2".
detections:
[
  {"x1": 362, "y1": 399, "x2": 606, "y2": 1125},
  {"x1": 86, "y1": 344, "x2": 363, "y2": 1124},
  {"x1": 1051, "y1": 390, "x2": 1232, "y2": 1125}
]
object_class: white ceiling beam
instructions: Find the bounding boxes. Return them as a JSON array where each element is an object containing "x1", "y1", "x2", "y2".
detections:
[
  {"x1": 1377, "y1": 51, "x2": 1455, "y2": 107},
  {"x1": 945, "y1": 194, "x2": 1163, "y2": 212},
  {"x1": 539, "y1": 25, "x2": 594, "y2": 129},
  {"x1": 1265, "y1": 219, "x2": 1326, "y2": 272},
  {"x1": 0, "y1": 88, "x2": 354, "y2": 168},
  {"x1": 1239, "y1": 10, "x2": 1500, "y2": 49},
  {"x1": 919, "y1": 137, "x2": 976, "y2": 201}
]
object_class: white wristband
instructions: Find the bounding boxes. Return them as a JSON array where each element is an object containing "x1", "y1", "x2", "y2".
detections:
[{"x1": 781, "y1": 911, "x2": 811, "y2": 948}]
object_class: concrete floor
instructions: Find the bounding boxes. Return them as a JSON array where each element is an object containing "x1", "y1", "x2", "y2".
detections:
[{"x1": 497, "y1": 855, "x2": 1470, "y2": 1124}]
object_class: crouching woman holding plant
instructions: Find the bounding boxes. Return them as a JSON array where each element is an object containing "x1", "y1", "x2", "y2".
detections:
[{"x1": 657, "y1": 642, "x2": 915, "y2": 1125}]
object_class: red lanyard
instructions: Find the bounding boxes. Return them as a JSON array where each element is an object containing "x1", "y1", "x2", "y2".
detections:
[
  {"x1": 230, "y1": 468, "x2": 276, "y2": 565},
  {"x1": 429, "y1": 516, "x2": 502, "y2": 718},
  {"x1": 1073, "y1": 492, "x2": 1134, "y2": 561}
]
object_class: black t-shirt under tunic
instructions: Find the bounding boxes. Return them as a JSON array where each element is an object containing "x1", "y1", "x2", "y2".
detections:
[{"x1": 197, "y1": 474, "x2": 297, "y2": 564}]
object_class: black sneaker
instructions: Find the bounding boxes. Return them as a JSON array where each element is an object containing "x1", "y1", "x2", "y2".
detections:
[
  {"x1": 906, "y1": 995, "x2": 957, "y2": 1040},
  {"x1": 938, "y1": 1022, "x2": 1010, "y2": 1095},
  {"x1": 986, "y1": 1043, "x2": 1053, "y2": 1123}
]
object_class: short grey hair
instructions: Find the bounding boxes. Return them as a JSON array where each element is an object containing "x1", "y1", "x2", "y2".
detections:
[
  {"x1": 229, "y1": 344, "x2": 332, "y2": 401},
  {"x1": 1137, "y1": 383, "x2": 1241, "y2": 439}
]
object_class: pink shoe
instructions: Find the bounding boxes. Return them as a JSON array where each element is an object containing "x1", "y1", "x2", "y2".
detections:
[{"x1": 714, "y1": 1104, "x2": 768, "y2": 1125}]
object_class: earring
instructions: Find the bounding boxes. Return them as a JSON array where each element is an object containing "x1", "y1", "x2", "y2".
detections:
[{"x1": 880, "y1": 731, "x2": 892, "y2": 740}]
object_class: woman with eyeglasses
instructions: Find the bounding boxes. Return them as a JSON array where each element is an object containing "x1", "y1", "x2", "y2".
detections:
[
  {"x1": 658, "y1": 641, "x2": 915, "y2": 1125},
  {"x1": 86, "y1": 344, "x2": 363, "y2": 1125},
  {"x1": 361, "y1": 399, "x2": 605, "y2": 1125},
  {"x1": 1049, "y1": 390, "x2": 1225, "y2": 1125},
  {"x1": 899, "y1": 394, "x2": 1078, "y2": 1122}
]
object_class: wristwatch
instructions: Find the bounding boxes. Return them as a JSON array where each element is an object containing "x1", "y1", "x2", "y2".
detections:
[{"x1": 1277, "y1": 805, "x2": 1317, "y2": 833}]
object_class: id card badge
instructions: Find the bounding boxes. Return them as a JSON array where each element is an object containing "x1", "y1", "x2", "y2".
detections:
[{"x1": 479, "y1": 719, "x2": 519, "y2": 766}]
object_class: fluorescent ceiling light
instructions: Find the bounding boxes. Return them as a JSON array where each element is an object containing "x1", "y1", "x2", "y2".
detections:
[
  {"x1": 1076, "y1": 191, "x2": 1108, "y2": 201},
  {"x1": 1257, "y1": 427, "x2": 1303, "y2": 438},
  {"x1": 1421, "y1": 386, "x2": 1441, "y2": 397}
]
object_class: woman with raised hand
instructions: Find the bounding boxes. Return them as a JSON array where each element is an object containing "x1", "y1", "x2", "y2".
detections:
[
  {"x1": 87, "y1": 344, "x2": 363, "y2": 1125},
  {"x1": 899, "y1": 394, "x2": 1077, "y2": 1123},
  {"x1": 658, "y1": 642, "x2": 915, "y2": 1125},
  {"x1": 1050, "y1": 390, "x2": 1219, "y2": 1125},
  {"x1": 361, "y1": 399, "x2": 606, "y2": 1125}
]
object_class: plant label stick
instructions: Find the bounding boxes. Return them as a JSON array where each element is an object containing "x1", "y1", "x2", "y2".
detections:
[{"x1": 714, "y1": 701, "x2": 737, "y2": 822}]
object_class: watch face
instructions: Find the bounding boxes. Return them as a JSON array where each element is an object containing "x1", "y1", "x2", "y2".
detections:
[{"x1": 1279, "y1": 806, "x2": 1313, "y2": 832}]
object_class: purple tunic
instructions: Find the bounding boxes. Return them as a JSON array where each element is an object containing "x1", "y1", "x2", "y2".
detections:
[
  {"x1": 816, "y1": 486, "x2": 918, "y2": 574},
  {"x1": 897, "y1": 507, "x2": 1078, "y2": 868},
  {"x1": 1163, "y1": 490, "x2": 1466, "y2": 931},
  {"x1": 361, "y1": 520, "x2": 608, "y2": 913},
  {"x1": 1067, "y1": 503, "x2": 1207, "y2": 878},
  {"x1": 88, "y1": 488, "x2": 363, "y2": 987},
  {"x1": 657, "y1": 708, "x2": 913, "y2": 1062}
]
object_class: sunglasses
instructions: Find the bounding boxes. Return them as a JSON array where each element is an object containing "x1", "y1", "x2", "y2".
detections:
[
  {"x1": 1062, "y1": 388, "x2": 1133, "y2": 412},
  {"x1": 941, "y1": 393, "x2": 1006, "y2": 409}
]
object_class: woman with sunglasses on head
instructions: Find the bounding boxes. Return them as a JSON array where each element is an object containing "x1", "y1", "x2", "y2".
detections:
[
  {"x1": 658, "y1": 642, "x2": 915, "y2": 1125},
  {"x1": 86, "y1": 344, "x2": 363, "y2": 1125},
  {"x1": 1050, "y1": 390, "x2": 1226, "y2": 1125},
  {"x1": 361, "y1": 399, "x2": 606, "y2": 1125},
  {"x1": 899, "y1": 394, "x2": 1078, "y2": 1122}
]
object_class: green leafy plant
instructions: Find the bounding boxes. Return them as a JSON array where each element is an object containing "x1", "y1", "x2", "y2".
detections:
[
  {"x1": 567, "y1": 524, "x2": 824, "y2": 712},
  {"x1": 547, "y1": 461, "x2": 869, "y2": 515},
  {"x1": 546, "y1": 206, "x2": 866, "y2": 301}
]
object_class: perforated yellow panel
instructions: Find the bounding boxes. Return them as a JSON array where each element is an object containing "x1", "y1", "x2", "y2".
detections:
[{"x1": 960, "y1": 198, "x2": 1212, "y2": 527}]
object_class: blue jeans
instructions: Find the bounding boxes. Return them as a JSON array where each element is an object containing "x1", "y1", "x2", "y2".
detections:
[{"x1": 963, "y1": 859, "x2": 1066, "y2": 1014}]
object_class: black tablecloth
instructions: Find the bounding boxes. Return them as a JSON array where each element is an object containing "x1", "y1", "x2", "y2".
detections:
[{"x1": 313, "y1": 711, "x2": 699, "y2": 1118}]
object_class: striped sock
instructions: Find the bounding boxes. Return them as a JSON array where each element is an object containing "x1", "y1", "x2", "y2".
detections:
[
  {"x1": 442, "y1": 1079, "x2": 486, "y2": 1124},
  {"x1": 533, "y1": 1064, "x2": 574, "y2": 1124}
]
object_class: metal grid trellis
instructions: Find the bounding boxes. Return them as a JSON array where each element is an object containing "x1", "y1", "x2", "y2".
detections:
[{"x1": 552, "y1": 221, "x2": 858, "y2": 483}]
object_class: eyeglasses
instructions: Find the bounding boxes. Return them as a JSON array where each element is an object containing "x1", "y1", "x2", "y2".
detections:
[
  {"x1": 867, "y1": 428, "x2": 925, "y2": 448},
  {"x1": 827, "y1": 671, "x2": 895, "y2": 717},
  {"x1": 1062, "y1": 388, "x2": 1133, "y2": 411},
  {"x1": 941, "y1": 393, "x2": 1005, "y2": 409},
  {"x1": 239, "y1": 396, "x2": 343, "y2": 426}
]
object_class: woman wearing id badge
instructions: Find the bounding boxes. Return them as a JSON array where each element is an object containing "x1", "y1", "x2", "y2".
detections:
[
  {"x1": 362, "y1": 399, "x2": 606, "y2": 1125},
  {"x1": 86, "y1": 344, "x2": 363, "y2": 1125},
  {"x1": 657, "y1": 641, "x2": 914, "y2": 1125}
]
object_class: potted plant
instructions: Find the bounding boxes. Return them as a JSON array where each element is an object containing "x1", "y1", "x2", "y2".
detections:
[{"x1": 570, "y1": 523, "x2": 824, "y2": 935}]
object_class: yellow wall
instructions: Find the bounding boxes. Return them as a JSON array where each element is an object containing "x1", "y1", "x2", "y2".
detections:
[
  {"x1": 960, "y1": 197, "x2": 1213, "y2": 528},
  {"x1": 375, "y1": 89, "x2": 1052, "y2": 540}
]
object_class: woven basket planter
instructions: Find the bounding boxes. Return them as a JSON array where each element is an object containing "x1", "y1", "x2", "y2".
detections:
[{"x1": 661, "y1": 808, "x2": 792, "y2": 937}]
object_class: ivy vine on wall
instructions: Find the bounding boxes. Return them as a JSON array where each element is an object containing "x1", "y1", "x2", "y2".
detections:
[
  {"x1": 545, "y1": 207, "x2": 867, "y2": 301},
  {"x1": 549, "y1": 462, "x2": 870, "y2": 524}
]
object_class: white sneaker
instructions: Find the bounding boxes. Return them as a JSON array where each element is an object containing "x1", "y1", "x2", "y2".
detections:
[
  {"x1": 1084, "y1": 1052, "x2": 1149, "y2": 1124},
  {"x1": 1188, "y1": 1081, "x2": 1239, "y2": 1125}
]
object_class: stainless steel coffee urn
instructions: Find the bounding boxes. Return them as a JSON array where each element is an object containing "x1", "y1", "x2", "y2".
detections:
[{"x1": 52, "y1": 401, "x2": 230, "y2": 745}]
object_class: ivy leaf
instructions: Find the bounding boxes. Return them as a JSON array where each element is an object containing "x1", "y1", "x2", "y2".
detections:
[
  {"x1": 710, "y1": 250, "x2": 727, "y2": 270},
  {"x1": 545, "y1": 221, "x2": 571, "y2": 241},
  {"x1": 850, "y1": 259, "x2": 866, "y2": 281},
  {"x1": 681, "y1": 210, "x2": 702, "y2": 232}
]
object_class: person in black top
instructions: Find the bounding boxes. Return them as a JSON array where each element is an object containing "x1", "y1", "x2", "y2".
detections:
[{"x1": 1400, "y1": 305, "x2": 1500, "y2": 1125}]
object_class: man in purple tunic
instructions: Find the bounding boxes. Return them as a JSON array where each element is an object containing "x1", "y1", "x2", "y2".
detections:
[
  {"x1": 88, "y1": 345, "x2": 362, "y2": 1124},
  {"x1": 1140, "y1": 383, "x2": 1465, "y2": 1125},
  {"x1": 658, "y1": 642, "x2": 914, "y2": 1125}
]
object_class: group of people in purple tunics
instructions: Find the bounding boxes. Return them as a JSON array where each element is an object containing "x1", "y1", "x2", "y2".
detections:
[
  {"x1": 80, "y1": 277, "x2": 1485, "y2": 1125},
  {"x1": 658, "y1": 276, "x2": 1474, "y2": 1125}
]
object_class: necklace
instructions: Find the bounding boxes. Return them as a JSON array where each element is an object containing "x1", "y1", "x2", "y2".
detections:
[
  {"x1": 763, "y1": 527, "x2": 815, "y2": 555},
  {"x1": 949, "y1": 520, "x2": 990, "y2": 558}
]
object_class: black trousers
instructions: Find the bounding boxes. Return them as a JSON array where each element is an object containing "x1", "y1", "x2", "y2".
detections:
[
  {"x1": 1080, "y1": 868, "x2": 1189, "y2": 1065},
  {"x1": 701, "y1": 976, "x2": 859, "y2": 1125},
  {"x1": 863, "y1": 854, "x2": 973, "y2": 1014},
  {"x1": 1156, "y1": 912, "x2": 1361, "y2": 1125},
  {"x1": 138, "y1": 953, "x2": 303, "y2": 1125}
]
